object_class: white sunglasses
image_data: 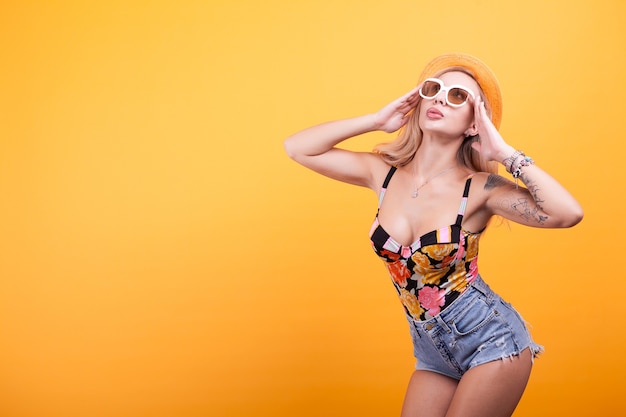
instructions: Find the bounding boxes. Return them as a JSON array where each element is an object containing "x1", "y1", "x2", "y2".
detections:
[{"x1": 419, "y1": 78, "x2": 475, "y2": 107}]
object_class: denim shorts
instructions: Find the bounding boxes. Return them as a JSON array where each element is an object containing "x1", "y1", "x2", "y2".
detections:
[{"x1": 407, "y1": 276, "x2": 544, "y2": 380}]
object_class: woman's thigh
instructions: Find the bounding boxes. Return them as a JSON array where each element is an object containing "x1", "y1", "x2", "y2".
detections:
[
  {"x1": 401, "y1": 349, "x2": 532, "y2": 417},
  {"x1": 400, "y1": 370, "x2": 458, "y2": 417},
  {"x1": 445, "y1": 348, "x2": 533, "y2": 417}
]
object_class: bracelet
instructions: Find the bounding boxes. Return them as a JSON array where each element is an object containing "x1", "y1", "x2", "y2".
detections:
[
  {"x1": 511, "y1": 155, "x2": 535, "y2": 178},
  {"x1": 502, "y1": 150, "x2": 524, "y2": 173}
]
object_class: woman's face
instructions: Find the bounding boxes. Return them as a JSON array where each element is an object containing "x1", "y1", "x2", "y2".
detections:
[{"x1": 417, "y1": 70, "x2": 481, "y2": 139}]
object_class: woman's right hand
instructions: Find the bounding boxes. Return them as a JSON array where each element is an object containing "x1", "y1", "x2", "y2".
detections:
[{"x1": 372, "y1": 86, "x2": 421, "y2": 133}]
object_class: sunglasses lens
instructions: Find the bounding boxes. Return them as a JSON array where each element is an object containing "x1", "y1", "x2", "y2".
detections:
[
  {"x1": 420, "y1": 80, "x2": 441, "y2": 98},
  {"x1": 448, "y1": 88, "x2": 470, "y2": 105}
]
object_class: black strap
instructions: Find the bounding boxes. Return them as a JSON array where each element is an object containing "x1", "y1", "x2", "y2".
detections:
[
  {"x1": 382, "y1": 165, "x2": 397, "y2": 188},
  {"x1": 454, "y1": 177, "x2": 473, "y2": 226}
]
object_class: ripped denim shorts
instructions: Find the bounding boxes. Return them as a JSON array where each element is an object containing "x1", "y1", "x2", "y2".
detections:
[{"x1": 407, "y1": 275, "x2": 544, "y2": 380}]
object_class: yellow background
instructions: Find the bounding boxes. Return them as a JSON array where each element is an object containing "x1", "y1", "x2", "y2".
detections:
[{"x1": 1, "y1": 1, "x2": 624, "y2": 416}]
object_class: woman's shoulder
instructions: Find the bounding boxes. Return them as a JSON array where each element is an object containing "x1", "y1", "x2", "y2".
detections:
[
  {"x1": 465, "y1": 171, "x2": 511, "y2": 206},
  {"x1": 362, "y1": 152, "x2": 398, "y2": 191},
  {"x1": 466, "y1": 171, "x2": 519, "y2": 215},
  {"x1": 462, "y1": 172, "x2": 506, "y2": 231}
]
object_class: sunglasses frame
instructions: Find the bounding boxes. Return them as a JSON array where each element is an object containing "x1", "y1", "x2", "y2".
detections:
[{"x1": 419, "y1": 78, "x2": 476, "y2": 107}]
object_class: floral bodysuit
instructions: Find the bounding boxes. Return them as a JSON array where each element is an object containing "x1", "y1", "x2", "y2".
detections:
[{"x1": 370, "y1": 166, "x2": 483, "y2": 321}]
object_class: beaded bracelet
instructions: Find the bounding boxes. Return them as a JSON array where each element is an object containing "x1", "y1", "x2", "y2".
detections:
[
  {"x1": 511, "y1": 155, "x2": 535, "y2": 178},
  {"x1": 502, "y1": 150, "x2": 524, "y2": 173},
  {"x1": 502, "y1": 150, "x2": 534, "y2": 174}
]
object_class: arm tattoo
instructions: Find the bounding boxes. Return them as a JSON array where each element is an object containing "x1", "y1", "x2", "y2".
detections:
[
  {"x1": 511, "y1": 172, "x2": 548, "y2": 224},
  {"x1": 519, "y1": 172, "x2": 546, "y2": 212},
  {"x1": 511, "y1": 198, "x2": 549, "y2": 224},
  {"x1": 484, "y1": 174, "x2": 510, "y2": 190},
  {"x1": 486, "y1": 173, "x2": 549, "y2": 224}
]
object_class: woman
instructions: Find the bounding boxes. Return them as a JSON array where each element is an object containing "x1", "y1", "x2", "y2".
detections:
[{"x1": 283, "y1": 53, "x2": 583, "y2": 417}]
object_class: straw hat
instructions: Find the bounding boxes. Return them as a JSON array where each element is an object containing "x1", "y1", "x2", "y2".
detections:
[{"x1": 418, "y1": 53, "x2": 503, "y2": 129}]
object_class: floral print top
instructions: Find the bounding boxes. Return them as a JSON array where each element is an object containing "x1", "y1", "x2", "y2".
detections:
[{"x1": 370, "y1": 166, "x2": 482, "y2": 321}]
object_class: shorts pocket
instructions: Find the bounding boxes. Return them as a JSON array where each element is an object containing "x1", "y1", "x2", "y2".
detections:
[{"x1": 450, "y1": 296, "x2": 497, "y2": 336}]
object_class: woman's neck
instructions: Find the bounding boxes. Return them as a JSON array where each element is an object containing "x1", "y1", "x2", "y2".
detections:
[{"x1": 412, "y1": 134, "x2": 462, "y2": 173}]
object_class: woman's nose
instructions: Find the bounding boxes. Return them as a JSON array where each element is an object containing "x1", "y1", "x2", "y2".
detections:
[{"x1": 434, "y1": 88, "x2": 447, "y2": 105}]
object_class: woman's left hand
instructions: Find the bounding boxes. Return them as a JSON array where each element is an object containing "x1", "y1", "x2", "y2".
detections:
[{"x1": 470, "y1": 96, "x2": 514, "y2": 163}]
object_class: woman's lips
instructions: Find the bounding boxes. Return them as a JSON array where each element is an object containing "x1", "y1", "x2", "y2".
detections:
[{"x1": 426, "y1": 107, "x2": 444, "y2": 119}]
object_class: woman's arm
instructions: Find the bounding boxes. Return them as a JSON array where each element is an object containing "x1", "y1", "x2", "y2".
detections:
[
  {"x1": 483, "y1": 167, "x2": 583, "y2": 228},
  {"x1": 472, "y1": 96, "x2": 584, "y2": 228},
  {"x1": 283, "y1": 87, "x2": 420, "y2": 189}
]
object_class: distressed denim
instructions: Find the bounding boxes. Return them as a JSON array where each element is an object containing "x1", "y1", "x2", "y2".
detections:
[{"x1": 407, "y1": 275, "x2": 544, "y2": 380}]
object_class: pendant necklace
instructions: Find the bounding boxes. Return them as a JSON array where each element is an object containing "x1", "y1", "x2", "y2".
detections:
[{"x1": 411, "y1": 165, "x2": 457, "y2": 198}]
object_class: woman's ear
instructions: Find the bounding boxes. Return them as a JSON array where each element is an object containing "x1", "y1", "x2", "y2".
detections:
[{"x1": 464, "y1": 123, "x2": 478, "y2": 137}]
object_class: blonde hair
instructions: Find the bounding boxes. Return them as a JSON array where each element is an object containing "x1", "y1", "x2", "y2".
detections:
[{"x1": 374, "y1": 67, "x2": 498, "y2": 174}]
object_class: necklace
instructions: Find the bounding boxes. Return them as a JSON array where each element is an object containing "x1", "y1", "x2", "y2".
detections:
[{"x1": 411, "y1": 165, "x2": 457, "y2": 198}]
